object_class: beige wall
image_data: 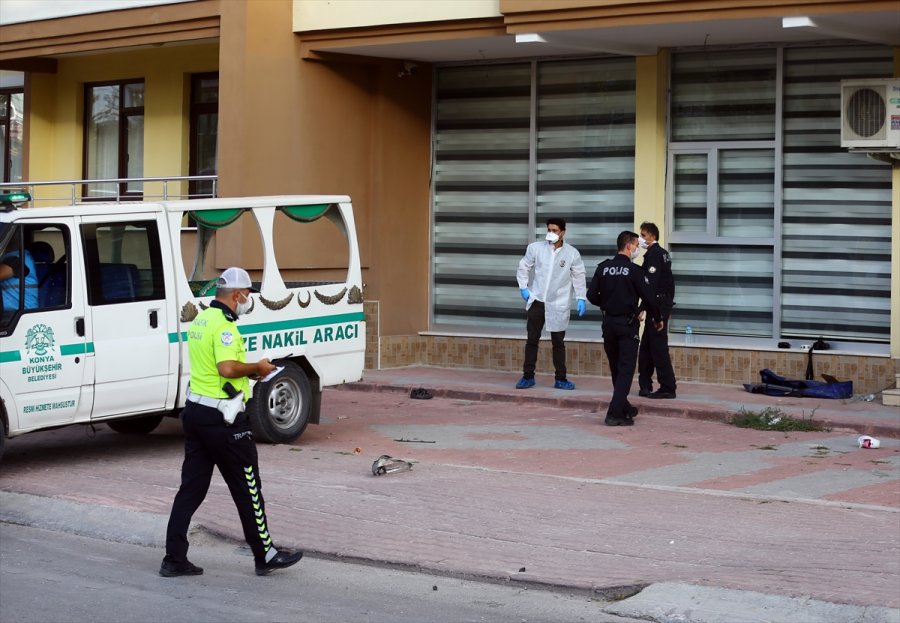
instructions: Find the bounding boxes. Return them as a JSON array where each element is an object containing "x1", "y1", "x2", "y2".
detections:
[
  {"x1": 633, "y1": 51, "x2": 668, "y2": 237},
  {"x1": 25, "y1": 43, "x2": 218, "y2": 204},
  {"x1": 293, "y1": 0, "x2": 500, "y2": 31},
  {"x1": 217, "y1": 0, "x2": 432, "y2": 336}
]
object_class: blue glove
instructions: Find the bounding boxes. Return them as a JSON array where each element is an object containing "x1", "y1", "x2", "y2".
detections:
[
  {"x1": 577, "y1": 299, "x2": 586, "y2": 317},
  {"x1": 520, "y1": 288, "x2": 531, "y2": 302}
]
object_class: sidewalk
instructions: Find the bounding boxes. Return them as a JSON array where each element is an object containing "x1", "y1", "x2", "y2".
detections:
[
  {"x1": 347, "y1": 365, "x2": 900, "y2": 439},
  {"x1": 1, "y1": 364, "x2": 898, "y2": 618}
]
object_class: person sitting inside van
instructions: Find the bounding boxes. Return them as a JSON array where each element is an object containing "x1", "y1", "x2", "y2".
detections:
[{"x1": 0, "y1": 237, "x2": 39, "y2": 312}]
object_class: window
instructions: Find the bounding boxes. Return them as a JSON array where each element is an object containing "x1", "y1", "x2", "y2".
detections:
[
  {"x1": 780, "y1": 46, "x2": 892, "y2": 342},
  {"x1": 432, "y1": 63, "x2": 531, "y2": 329},
  {"x1": 667, "y1": 45, "x2": 892, "y2": 343},
  {"x1": 81, "y1": 221, "x2": 164, "y2": 305},
  {"x1": 537, "y1": 58, "x2": 636, "y2": 264},
  {"x1": 0, "y1": 223, "x2": 70, "y2": 331},
  {"x1": 0, "y1": 88, "x2": 24, "y2": 185},
  {"x1": 83, "y1": 80, "x2": 145, "y2": 199},
  {"x1": 189, "y1": 73, "x2": 218, "y2": 199},
  {"x1": 432, "y1": 58, "x2": 636, "y2": 329}
]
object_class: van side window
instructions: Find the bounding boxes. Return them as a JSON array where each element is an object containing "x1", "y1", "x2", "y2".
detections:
[
  {"x1": 29, "y1": 225, "x2": 70, "y2": 311},
  {"x1": 81, "y1": 220, "x2": 164, "y2": 305},
  {"x1": 0, "y1": 224, "x2": 70, "y2": 332}
]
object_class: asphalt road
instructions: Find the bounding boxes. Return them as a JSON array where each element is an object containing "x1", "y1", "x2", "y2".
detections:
[{"x1": 0, "y1": 520, "x2": 639, "y2": 623}]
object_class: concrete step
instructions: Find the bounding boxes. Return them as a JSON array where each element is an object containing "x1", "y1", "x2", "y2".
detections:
[{"x1": 883, "y1": 388, "x2": 900, "y2": 407}]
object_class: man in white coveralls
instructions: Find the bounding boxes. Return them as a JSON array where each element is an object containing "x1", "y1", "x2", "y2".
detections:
[{"x1": 515, "y1": 218, "x2": 587, "y2": 390}]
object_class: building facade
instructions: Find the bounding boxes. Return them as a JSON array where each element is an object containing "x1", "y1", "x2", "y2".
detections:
[{"x1": 1, "y1": 0, "x2": 898, "y2": 400}]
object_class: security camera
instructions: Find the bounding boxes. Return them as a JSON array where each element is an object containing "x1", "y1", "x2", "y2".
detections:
[{"x1": 398, "y1": 61, "x2": 419, "y2": 78}]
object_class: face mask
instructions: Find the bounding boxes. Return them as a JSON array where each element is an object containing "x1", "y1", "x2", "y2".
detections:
[
  {"x1": 638, "y1": 237, "x2": 649, "y2": 249},
  {"x1": 630, "y1": 246, "x2": 641, "y2": 260},
  {"x1": 236, "y1": 293, "x2": 251, "y2": 316},
  {"x1": 546, "y1": 232, "x2": 560, "y2": 244}
]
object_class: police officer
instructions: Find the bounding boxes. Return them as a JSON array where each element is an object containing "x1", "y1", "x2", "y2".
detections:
[
  {"x1": 161, "y1": 267, "x2": 303, "y2": 577},
  {"x1": 637, "y1": 222, "x2": 677, "y2": 399},
  {"x1": 587, "y1": 231, "x2": 663, "y2": 426}
]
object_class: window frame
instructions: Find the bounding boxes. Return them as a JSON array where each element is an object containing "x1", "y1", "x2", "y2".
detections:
[
  {"x1": 82, "y1": 79, "x2": 145, "y2": 201},
  {"x1": 665, "y1": 43, "x2": 891, "y2": 351},
  {"x1": 0, "y1": 88, "x2": 24, "y2": 185},
  {"x1": 188, "y1": 72, "x2": 219, "y2": 200},
  {"x1": 0, "y1": 223, "x2": 71, "y2": 334},
  {"x1": 666, "y1": 48, "x2": 784, "y2": 338},
  {"x1": 430, "y1": 56, "x2": 637, "y2": 334},
  {"x1": 80, "y1": 219, "x2": 165, "y2": 306}
]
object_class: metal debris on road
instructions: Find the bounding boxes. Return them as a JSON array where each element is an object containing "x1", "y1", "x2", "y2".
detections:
[{"x1": 371, "y1": 455, "x2": 414, "y2": 476}]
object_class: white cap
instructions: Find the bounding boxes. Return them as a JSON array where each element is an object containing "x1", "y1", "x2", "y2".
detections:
[{"x1": 217, "y1": 267, "x2": 257, "y2": 292}]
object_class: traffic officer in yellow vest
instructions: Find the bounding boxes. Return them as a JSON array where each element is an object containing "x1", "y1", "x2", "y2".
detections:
[{"x1": 161, "y1": 267, "x2": 303, "y2": 577}]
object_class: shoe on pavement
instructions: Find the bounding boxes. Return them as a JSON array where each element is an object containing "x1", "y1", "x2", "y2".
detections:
[
  {"x1": 626, "y1": 405, "x2": 639, "y2": 418},
  {"x1": 409, "y1": 387, "x2": 433, "y2": 399},
  {"x1": 553, "y1": 379, "x2": 576, "y2": 390},
  {"x1": 255, "y1": 550, "x2": 303, "y2": 576},
  {"x1": 159, "y1": 558, "x2": 204, "y2": 577},
  {"x1": 638, "y1": 389, "x2": 651, "y2": 397},
  {"x1": 515, "y1": 377, "x2": 536, "y2": 389},
  {"x1": 604, "y1": 416, "x2": 634, "y2": 426},
  {"x1": 649, "y1": 390, "x2": 676, "y2": 399}
]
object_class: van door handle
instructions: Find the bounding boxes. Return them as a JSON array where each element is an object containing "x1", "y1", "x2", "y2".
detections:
[
  {"x1": 149, "y1": 309, "x2": 158, "y2": 329},
  {"x1": 75, "y1": 317, "x2": 85, "y2": 337}
]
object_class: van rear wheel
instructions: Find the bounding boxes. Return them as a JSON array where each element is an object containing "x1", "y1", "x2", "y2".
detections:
[
  {"x1": 107, "y1": 414, "x2": 164, "y2": 435},
  {"x1": 247, "y1": 361, "x2": 311, "y2": 444}
]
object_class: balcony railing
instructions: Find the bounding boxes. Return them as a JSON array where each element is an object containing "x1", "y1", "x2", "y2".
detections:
[{"x1": 0, "y1": 175, "x2": 218, "y2": 207}]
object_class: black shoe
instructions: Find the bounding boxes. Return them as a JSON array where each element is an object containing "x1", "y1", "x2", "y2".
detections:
[
  {"x1": 638, "y1": 389, "x2": 651, "y2": 398},
  {"x1": 159, "y1": 558, "x2": 203, "y2": 577},
  {"x1": 649, "y1": 390, "x2": 676, "y2": 399},
  {"x1": 255, "y1": 550, "x2": 303, "y2": 576},
  {"x1": 626, "y1": 405, "x2": 639, "y2": 418},
  {"x1": 604, "y1": 416, "x2": 634, "y2": 426}
]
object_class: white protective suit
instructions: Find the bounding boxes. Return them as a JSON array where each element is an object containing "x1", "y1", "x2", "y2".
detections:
[{"x1": 516, "y1": 240, "x2": 587, "y2": 332}]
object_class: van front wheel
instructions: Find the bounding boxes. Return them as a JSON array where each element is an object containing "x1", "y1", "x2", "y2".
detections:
[{"x1": 247, "y1": 362, "x2": 312, "y2": 444}]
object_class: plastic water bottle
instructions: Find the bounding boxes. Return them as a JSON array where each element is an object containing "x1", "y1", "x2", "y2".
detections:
[{"x1": 685, "y1": 325, "x2": 693, "y2": 345}]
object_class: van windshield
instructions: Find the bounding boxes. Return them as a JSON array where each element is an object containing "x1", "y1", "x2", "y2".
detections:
[{"x1": 0, "y1": 222, "x2": 12, "y2": 255}]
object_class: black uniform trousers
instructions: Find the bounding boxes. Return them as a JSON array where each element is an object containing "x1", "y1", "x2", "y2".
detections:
[
  {"x1": 523, "y1": 301, "x2": 567, "y2": 381},
  {"x1": 165, "y1": 401, "x2": 274, "y2": 564},
  {"x1": 602, "y1": 315, "x2": 639, "y2": 419},
  {"x1": 638, "y1": 299, "x2": 677, "y2": 394}
]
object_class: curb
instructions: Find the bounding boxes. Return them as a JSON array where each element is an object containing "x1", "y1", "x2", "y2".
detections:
[
  {"x1": 338, "y1": 382, "x2": 900, "y2": 439},
  {"x1": 0, "y1": 490, "x2": 635, "y2": 600},
  {"x1": 4, "y1": 491, "x2": 896, "y2": 623}
]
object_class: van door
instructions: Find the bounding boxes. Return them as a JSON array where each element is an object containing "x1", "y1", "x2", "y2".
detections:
[
  {"x1": 80, "y1": 214, "x2": 173, "y2": 418},
  {"x1": 0, "y1": 218, "x2": 91, "y2": 430}
]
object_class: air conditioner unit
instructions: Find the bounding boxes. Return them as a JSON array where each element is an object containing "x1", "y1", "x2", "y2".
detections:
[{"x1": 840, "y1": 79, "x2": 900, "y2": 149}]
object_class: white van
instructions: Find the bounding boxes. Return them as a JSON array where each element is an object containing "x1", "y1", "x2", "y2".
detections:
[{"x1": 0, "y1": 193, "x2": 365, "y2": 458}]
